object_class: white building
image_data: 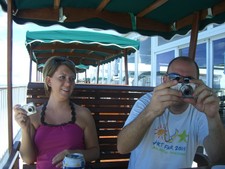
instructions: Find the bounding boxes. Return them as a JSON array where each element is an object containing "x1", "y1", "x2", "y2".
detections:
[{"x1": 86, "y1": 23, "x2": 225, "y2": 95}]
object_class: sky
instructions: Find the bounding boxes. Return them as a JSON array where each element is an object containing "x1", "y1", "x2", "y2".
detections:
[
  {"x1": 0, "y1": 10, "x2": 40, "y2": 86},
  {"x1": 0, "y1": 9, "x2": 127, "y2": 87},
  {"x1": 0, "y1": 10, "x2": 74, "y2": 86}
]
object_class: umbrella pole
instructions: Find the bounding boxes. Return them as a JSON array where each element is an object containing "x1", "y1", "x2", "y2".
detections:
[
  {"x1": 29, "y1": 47, "x2": 32, "y2": 82},
  {"x1": 124, "y1": 49, "x2": 129, "y2": 85},
  {"x1": 7, "y1": 0, "x2": 13, "y2": 154},
  {"x1": 85, "y1": 70, "x2": 87, "y2": 83},
  {"x1": 188, "y1": 12, "x2": 200, "y2": 60},
  {"x1": 97, "y1": 62, "x2": 100, "y2": 84}
]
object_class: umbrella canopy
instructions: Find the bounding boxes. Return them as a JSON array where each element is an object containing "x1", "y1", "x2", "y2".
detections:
[
  {"x1": 37, "y1": 63, "x2": 89, "y2": 73},
  {"x1": 25, "y1": 30, "x2": 139, "y2": 67},
  {"x1": 4, "y1": 0, "x2": 225, "y2": 39}
]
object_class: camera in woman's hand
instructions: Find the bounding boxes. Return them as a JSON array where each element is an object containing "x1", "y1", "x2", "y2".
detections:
[{"x1": 22, "y1": 102, "x2": 37, "y2": 115}]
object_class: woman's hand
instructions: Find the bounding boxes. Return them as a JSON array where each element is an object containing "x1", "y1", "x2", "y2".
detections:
[
  {"x1": 52, "y1": 149, "x2": 70, "y2": 168},
  {"x1": 14, "y1": 104, "x2": 31, "y2": 129}
]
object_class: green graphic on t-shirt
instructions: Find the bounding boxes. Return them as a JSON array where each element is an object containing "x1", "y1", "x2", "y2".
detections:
[
  {"x1": 153, "y1": 125, "x2": 189, "y2": 155},
  {"x1": 178, "y1": 131, "x2": 188, "y2": 143}
]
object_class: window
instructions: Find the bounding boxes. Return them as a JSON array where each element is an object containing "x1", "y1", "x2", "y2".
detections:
[
  {"x1": 180, "y1": 43, "x2": 206, "y2": 67},
  {"x1": 180, "y1": 43, "x2": 207, "y2": 83},
  {"x1": 213, "y1": 38, "x2": 225, "y2": 93},
  {"x1": 156, "y1": 51, "x2": 175, "y2": 85}
]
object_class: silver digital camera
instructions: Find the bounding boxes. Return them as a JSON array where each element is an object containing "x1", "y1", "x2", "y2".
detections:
[
  {"x1": 171, "y1": 83, "x2": 196, "y2": 98},
  {"x1": 22, "y1": 102, "x2": 37, "y2": 116}
]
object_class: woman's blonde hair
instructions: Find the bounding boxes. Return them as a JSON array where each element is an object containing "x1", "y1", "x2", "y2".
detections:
[{"x1": 42, "y1": 56, "x2": 76, "y2": 95}]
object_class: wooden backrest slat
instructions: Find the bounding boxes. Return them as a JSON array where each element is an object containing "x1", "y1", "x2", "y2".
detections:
[
  {"x1": 94, "y1": 114, "x2": 128, "y2": 121},
  {"x1": 73, "y1": 99, "x2": 137, "y2": 105},
  {"x1": 96, "y1": 122, "x2": 124, "y2": 129},
  {"x1": 90, "y1": 107, "x2": 131, "y2": 113},
  {"x1": 97, "y1": 130, "x2": 121, "y2": 136},
  {"x1": 91, "y1": 161, "x2": 129, "y2": 169},
  {"x1": 99, "y1": 154, "x2": 130, "y2": 160}
]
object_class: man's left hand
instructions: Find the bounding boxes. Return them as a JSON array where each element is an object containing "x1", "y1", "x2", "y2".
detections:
[{"x1": 183, "y1": 79, "x2": 220, "y2": 118}]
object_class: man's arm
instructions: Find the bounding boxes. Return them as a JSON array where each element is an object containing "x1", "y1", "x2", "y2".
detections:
[
  {"x1": 117, "y1": 106, "x2": 156, "y2": 154},
  {"x1": 204, "y1": 114, "x2": 225, "y2": 164},
  {"x1": 117, "y1": 80, "x2": 181, "y2": 154},
  {"x1": 190, "y1": 79, "x2": 225, "y2": 164}
]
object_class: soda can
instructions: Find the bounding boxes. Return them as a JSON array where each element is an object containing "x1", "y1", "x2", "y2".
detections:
[{"x1": 63, "y1": 153, "x2": 85, "y2": 169}]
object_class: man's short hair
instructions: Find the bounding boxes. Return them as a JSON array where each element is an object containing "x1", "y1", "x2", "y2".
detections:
[{"x1": 167, "y1": 56, "x2": 199, "y2": 79}]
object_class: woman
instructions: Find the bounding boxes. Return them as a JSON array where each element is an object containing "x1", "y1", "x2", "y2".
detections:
[{"x1": 14, "y1": 56, "x2": 100, "y2": 169}]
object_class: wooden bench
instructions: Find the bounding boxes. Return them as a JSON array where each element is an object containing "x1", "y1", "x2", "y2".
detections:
[
  {"x1": 219, "y1": 95, "x2": 225, "y2": 127},
  {"x1": 22, "y1": 82, "x2": 209, "y2": 169},
  {"x1": 25, "y1": 82, "x2": 153, "y2": 169}
]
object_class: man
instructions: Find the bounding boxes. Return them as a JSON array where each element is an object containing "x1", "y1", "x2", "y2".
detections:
[{"x1": 117, "y1": 56, "x2": 225, "y2": 169}]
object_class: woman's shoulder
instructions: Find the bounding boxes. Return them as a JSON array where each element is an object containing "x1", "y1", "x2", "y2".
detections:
[
  {"x1": 73, "y1": 103, "x2": 94, "y2": 130},
  {"x1": 73, "y1": 103, "x2": 94, "y2": 120},
  {"x1": 74, "y1": 103, "x2": 91, "y2": 114}
]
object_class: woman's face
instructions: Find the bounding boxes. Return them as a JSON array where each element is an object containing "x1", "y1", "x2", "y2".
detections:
[{"x1": 47, "y1": 65, "x2": 76, "y2": 99}]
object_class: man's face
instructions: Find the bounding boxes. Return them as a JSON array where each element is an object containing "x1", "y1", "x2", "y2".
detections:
[
  {"x1": 163, "y1": 59, "x2": 198, "y2": 106},
  {"x1": 165, "y1": 60, "x2": 198, "y2": 83}
]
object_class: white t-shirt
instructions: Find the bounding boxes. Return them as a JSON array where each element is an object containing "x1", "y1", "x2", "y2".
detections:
[{"x1": 124, "y1": 92, "x2": 209, "y2": 169}]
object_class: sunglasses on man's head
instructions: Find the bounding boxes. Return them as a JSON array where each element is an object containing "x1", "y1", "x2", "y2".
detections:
[{"x1": 165, "y1": 73, "x2": 195, "y2": 83}]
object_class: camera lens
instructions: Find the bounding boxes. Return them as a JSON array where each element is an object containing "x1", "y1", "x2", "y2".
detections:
[
  {"x1": 28, "y1": 106, "x2": 34, "y2": 112},
  {"x1": 180, "y1": 84, "x2": 194, "y2": 96}
]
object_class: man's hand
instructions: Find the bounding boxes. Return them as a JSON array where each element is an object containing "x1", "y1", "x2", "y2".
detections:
[
  {"x1": 148, "y1": 80, "x2": 182, "y2": 117},
  {"x1": 184, "y1": 79, "x2": 220, "y2": 118}
]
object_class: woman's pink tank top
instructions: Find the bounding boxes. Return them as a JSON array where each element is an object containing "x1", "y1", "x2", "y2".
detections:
[{"x1": 34, "y1": 102, "x2": 85, "y2": 169}]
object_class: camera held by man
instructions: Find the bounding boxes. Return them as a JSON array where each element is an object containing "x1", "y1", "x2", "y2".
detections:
[{"x1": 171, "y1": 82, "x2": 196, "y2": 98}]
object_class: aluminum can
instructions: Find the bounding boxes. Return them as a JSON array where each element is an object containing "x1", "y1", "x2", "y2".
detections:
[{"x1": 63, "y1": 153, "x2": 85, "y2": 169}]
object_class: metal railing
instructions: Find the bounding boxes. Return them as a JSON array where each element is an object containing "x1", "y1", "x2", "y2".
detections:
[{"x1": 0, "y1": 85, "x2": 27, "y2": 168}]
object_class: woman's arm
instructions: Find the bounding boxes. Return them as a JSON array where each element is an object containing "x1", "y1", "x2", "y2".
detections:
[
  {"x1": 77, "y1": 107, "x2": 100, "y2": 161},
  {"x1": 14, "y1": 105, "x2": 37, "y2": 164}
]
